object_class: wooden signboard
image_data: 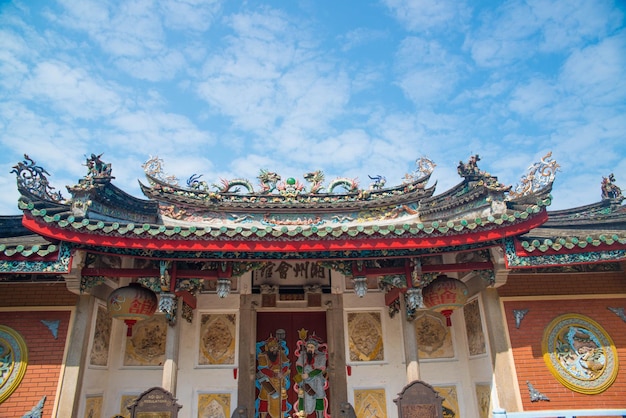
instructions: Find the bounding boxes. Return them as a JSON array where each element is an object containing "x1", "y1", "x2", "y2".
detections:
[{"x1": 127, "y1": 387, "x2": 182, "y2": 418}]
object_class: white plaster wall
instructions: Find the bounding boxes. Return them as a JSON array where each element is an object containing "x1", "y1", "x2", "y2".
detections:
[
  {"x1": 82, "y1": 301, "x2": 165, "y2": 418},
  {"x1": 80, "y1": 285, "x2": 494, "y2": 418},
  {"x1": 176, "y1": 292, "x2": 241, "y2": 417},
  {"x1": 343, "y1": 290, "x2": 408, "y2": 418},
  {"x1": 81, "y1": 292, "x2": 241, "y2": 418},
  {"x1": 419, "y1": 299, "x2": 494, "y2": 418}
]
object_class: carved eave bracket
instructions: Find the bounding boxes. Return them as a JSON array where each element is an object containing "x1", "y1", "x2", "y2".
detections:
[
  {"x1": 64, "y1": 249, "x2": 86, "y2": 295},
  {"x1": 490, "y1": 247, "x2": 510, "y2": 288}
]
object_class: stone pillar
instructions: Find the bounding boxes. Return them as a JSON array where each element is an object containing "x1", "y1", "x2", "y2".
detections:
[
  {"x1": 401, "y1": 297, "x2": 420, "y2": 382},
  {"x1": 56, "y1": 295, "x2": 96, "y2": 418},
  {"x1": 326, "y1": 293, "x2": 348, "y2": 417},
  {"x1": 161, "y1": 298, "x2": 181, "y2": 394},
  {"x1": 482, "y1": 288, "x2": 522, "y2": 412},
  {"x1": 237, "y1": 293, "x2": 256, "y2": 414}
]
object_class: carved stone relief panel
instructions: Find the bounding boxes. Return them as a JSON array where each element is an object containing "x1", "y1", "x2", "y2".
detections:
[
  {"x1": 354, "y1": 388, "x2": 387, "y2": 418},
  {"x1": 84, "y1": 395, "x2": 103, "y2": 418},
  {"x1": 124, "y1": 315, "x2": 167, "y2": 366},
  {"x1": 347, "y1": 311, "x2": 384, "y2": 362},
  {"x1": 542, "y1": 313, "x2": 618, "y2": 394},
  {"x1": 475, "y1": 383, "x2": 491, "y2": 418},
  {"x1": 90, "y1": 305, "x2": 112, "y2": 367},
  {"x1": 414, "y1": 311, "x2": 454, "y2": 359},
  {"x1": 198, "y1": 313, "x2": 237, "y2": 365},
  {"x1": 433, "y1": 385, "x2": 459, "y2": 418},
  {"x1": 464, "y1": 299, "x2": 486, "y2": 356},
  {"x1": 198, "y1": 393, "x2": 231, "y2": 418},
  {"x1": 119, "y1": 395, "x2": 137, "y2": 418}
]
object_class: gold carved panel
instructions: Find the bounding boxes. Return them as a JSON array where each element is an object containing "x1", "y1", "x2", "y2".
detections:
[
  {"x1": 475, "y1": 383, "x2": 491, "y2": 418},
  {"x1": 198, "y1": 393, "x2": 231, "y2": 418},
  {"x1": 119, "y1": 395, "x2": 137, "y2": 418},
  {"x1": 414, "y1": 311, "x2": 454, "y2": 359},
  {"x1": 433, "y1": 385, "x2": 458, "y2": 418},
  {"x1": 347, "y1": 311, "x2": 384, "y2": 362},
  {"x1": 199, "y1": 313, "x2": 236, "y2": 365},
  {"x1": 84, "y1": 396, "x2": 103, "y2": 418},
  {"x1": 354, "y1": 388, "x2": 387, "y2": 418},
  {"x1": 124, "y1": 315, "x2": 167, "y2": 366}
]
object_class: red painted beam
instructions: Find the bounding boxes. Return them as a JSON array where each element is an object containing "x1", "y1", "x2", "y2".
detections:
[
  {"x1": 175, "y1": 290, "x2": 196, "y2": 309},
  {"x1": 355, "y1": 261, "x2": 494, "y2": 277},
  {"x1": 385, "y1": 287, "x2": 402, "y2": 306},
  {"x1": 22, "y1": 211, "x2": 548, "y2": 254},
  {"x1": 81, "y1": 267, "x2": 219, "y2": 279}
]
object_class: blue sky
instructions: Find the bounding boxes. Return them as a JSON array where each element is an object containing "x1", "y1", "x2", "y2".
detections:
[{"x1": 1, "y1": 0, "x2": 625, "y2": 215}]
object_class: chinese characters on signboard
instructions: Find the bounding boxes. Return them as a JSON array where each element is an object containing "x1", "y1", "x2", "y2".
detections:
[{"x1": 253, "y1": 261, "x2": 330, "y2": 287}]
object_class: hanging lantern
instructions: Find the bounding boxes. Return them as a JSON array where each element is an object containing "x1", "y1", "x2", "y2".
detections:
[
  {"x1": 107, "y1": 282, "x2": 158, "y2": 336},
  {"x1": 422, "y1": 275, "x2": 469, "y2": 326}
]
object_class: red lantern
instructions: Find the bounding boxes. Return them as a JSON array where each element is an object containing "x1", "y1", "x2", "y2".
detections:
[
  {"x1": 107, "y1": 282, "x2": 158, "y2": 336},
  {"x1": 422, "y1": 275, "x2": 469, "y2": 326}
]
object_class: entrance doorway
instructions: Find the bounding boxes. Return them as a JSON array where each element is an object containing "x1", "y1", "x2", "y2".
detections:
[{"x1": 255, "y1": 311, "x2": 329, "y2": 418}]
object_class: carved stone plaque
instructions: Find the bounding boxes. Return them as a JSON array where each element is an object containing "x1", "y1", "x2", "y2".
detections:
[
  {"x1": 127, "y1": 387, "x2": 182, "y2": 418},
  {"x1": 401, "y1": 404, "x2": 436, "y2": 418},
  {"x1": 394, "y1": 381, "x2": 443, "y2": 418}
]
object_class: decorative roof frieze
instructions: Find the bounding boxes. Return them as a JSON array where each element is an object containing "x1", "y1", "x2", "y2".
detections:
[
  {"x1": 504, "y1": 238, "x2": 626, "y2": 268},
  {"x1": 140, "y1": 156, "x2": 437, "y2": 213},
  {"x1": 517, "y1": 234, "x2": 626, "y2": 253},
  {"x1": 0, "y1": 242, "x2": 71, "y2": 274},
  {"x1": 18, "y1": 197, "x2": 548, "y2": 245}
]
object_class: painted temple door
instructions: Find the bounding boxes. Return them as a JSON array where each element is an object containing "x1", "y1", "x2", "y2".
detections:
[{"x1": 256, "y1": 311, "x2": 329, "y2": 418}]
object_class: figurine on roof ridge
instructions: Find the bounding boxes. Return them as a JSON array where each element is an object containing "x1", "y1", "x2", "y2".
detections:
[
  {"x1": 601, "y1": 173, "x2": 623, "y2": 202},
  {"x1": 85, "y1": 153, "x2": 113, "y2": 179}
]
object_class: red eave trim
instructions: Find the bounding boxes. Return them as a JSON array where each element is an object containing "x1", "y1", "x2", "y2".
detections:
[{"x1": 22, "y1": 211, "x2": 548, "y2": 253}]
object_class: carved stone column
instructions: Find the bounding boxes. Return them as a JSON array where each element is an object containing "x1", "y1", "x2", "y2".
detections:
[
  {"x1": 56, "y1": 295, "x2": 96, "y2": 418},
  {"x1": 237, "y1": 293, "x2": 257, "y2": 414},
  {"x1": 161, "y1": 297, "x2": 181, "y2": 394},
  {"x1": 326, "y1": 294, "x2": 348, "y2": 417},
  {"x1": 482, "y1": 287, "x2": 522, "y2": 412},
  {"x1": 401, "y1": 296, "x2": 420, "y2": 382}
]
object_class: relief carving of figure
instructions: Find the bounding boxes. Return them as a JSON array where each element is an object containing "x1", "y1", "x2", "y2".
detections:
[
  {"x1": 256, "y1": 335, "x2": 291, "y2": 418},
  {"x1": 294, "y1": 332, "x2": 328, "y2": 418}
]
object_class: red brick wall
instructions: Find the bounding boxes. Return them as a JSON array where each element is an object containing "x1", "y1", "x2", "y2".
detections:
[
  {"x1": 0, "y1": 283, "x2": 75, "y2": 418},
  {"x1": 501, "y1": 273, "x2": 626, "y2": 411},
  {"x1": 0, "y1": 282, "x2": 78, "y2": 307}
]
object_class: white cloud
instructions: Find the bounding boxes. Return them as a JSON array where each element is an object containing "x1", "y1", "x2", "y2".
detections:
[
  {"x1": 468, "y1": 0, "x2": 623, "y2": 68},
  {"x1": 508, "y1": 78, "x2": 556, "y2": 117},
  {"x1": 560, "y1": 32, "x2": 626, "y2": 105},
  {"x1": 394, "y1": 37, "x2": 461, "y2": 104},
  {"x1": 107, "y1": 110, "x2": 214, "y2": 152},
  {"x1": 21, "y1": 61, "x2": 122, "y2": 119},
  {"x1": 529, "y1": 0, "x2": 623, "y2": 52},
  {"x1": 382, "y1": 0, "x2": 468, "y2": 33},
  {"x1": 160, "y1": 0, "x2": 222, "y2": 31},
  {"x1": 116, "y1": 50, "x2": 186, "y2": 81},
  {"x1": 338, "y1": 28, "x2": 388, "y2": 52},
  {"x1": 0, "y1": 0, "x2": 624, "y2": 216}
]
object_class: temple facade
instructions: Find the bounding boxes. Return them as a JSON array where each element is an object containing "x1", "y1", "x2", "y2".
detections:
[{"x1": 0, "y1": 152, "x2": 625, "y2": 418}]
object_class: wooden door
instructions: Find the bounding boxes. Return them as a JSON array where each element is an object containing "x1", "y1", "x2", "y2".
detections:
[{"x1": 255, "y1": 311, "x2": 329, "y2": 418}]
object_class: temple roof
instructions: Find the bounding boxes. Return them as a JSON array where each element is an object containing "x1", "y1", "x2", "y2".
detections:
[{"x1": 3, "y1": 152, "x2": 626, "y2": 270}]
